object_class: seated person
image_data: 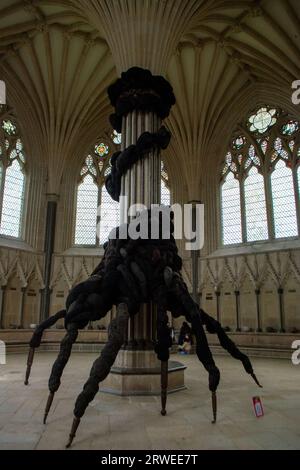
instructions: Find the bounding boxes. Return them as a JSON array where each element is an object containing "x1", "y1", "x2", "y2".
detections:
[{"x1": 178, "y1": 333, "x2": 192, "y2": 354}]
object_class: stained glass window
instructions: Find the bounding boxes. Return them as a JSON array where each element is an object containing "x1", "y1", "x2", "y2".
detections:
[
  {"x1": 220, "y1": 105, "x2": 300, "y2": 245},
  {"x1": 281, "y1": 120, "x2": 299, "y2": 136},
  {"x1": 75, "y1": 149, "x2": 172, "y2": 246},
  {"x1": 94, "y1": 142, "x2": 109, "y2": 158},
  {"x1": 74, "y1": 175, "x2": 98, "y2": 245},
  {"x1": 2, "y1": 119, "x2": 16, "y2": 136},
  {"x1": 244, "y1": 168, "x2": 268, "y2": 242},
  {"x1": 0, "y1": 160, "x2": 25, "y2": 237},
  {"x1": 248, "y1": 107, "x2": 277, "y2": 134},
  {"x1": 221, "y1": 172, "x2": 242, "y2": 245},
  {"x1": 232, "y1": 136, "x2": 245, "y2": 150},
  {"x1": 271, "y1": 160, "x2": 298, "y2": 238},
  {"x1": 0, "y1": 115, "x2": 26, "y2": 239}
]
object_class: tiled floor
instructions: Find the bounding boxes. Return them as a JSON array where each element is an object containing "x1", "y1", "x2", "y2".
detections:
[{"x1": 0, "y1": 352, "x2": 300, "y2": 450}]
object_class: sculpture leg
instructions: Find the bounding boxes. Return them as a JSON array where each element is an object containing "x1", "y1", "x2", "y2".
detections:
[
  {"x1": 160, "y1": 361, "x2": 168, "y2": 416},
  {"x1": 43, "y1": 322, "x2": 79, "y2": 424},
  {"x1": 24, "y1": 309, "x2": 66, "y2": 385},
  {"x1": 154, "y1": 304, "x2": 171, "y2": 416},
  {"x1": 66, "y1": 302, "x2": 129, "y2": 448},
  {"x1": 169, "y1": 280, "x2": 220, "y2": 423},
  {"x1": 200, "y1": 309, "x2": 262, "y2": 388},
  {"x1": 187, "y1": 307, "x2": 220, "y2": 423}
]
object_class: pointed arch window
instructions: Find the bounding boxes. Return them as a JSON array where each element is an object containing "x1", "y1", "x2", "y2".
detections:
[
  {"x1": 74, "y1": 142, "x2": 172, "y2": 246},
  {"x1": 221, "y1": 171, "x2": 242, "y2": 245},
  {"x1": 220, "y1": 106, "x2": 300, "y2": 245},
  {"x1": 0, "y1": 115, "x2": 26, "y2": 238},
  {"x1": 271, "y1": 160, "x2": 297, "y2": 238},
  {"x1": 244, "y1": 167, "x2": 268, "y2": 242}
]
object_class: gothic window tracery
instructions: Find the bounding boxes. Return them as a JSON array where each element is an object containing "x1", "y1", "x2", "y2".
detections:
[{"x1": 220, "y1": 106, "x2": 300, "y2": 245}]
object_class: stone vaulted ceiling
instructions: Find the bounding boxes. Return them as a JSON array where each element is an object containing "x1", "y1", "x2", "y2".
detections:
[{"x1": 0, "y1": 0, "x2": 299, "y2": 197}]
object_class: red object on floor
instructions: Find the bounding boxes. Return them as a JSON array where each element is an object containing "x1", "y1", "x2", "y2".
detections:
[{"x1": 252, "y1": 396, "x2": 264, "y2": 417}]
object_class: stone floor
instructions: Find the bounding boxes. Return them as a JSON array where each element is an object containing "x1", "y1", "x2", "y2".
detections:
[{"x1": 0, "y1": 352, "x2": 300, "y2": 450}]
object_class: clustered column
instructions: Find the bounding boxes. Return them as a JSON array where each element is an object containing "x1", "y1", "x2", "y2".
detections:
[{"x1": 104, "y1": 67, "x2": 175, "y2": 372}]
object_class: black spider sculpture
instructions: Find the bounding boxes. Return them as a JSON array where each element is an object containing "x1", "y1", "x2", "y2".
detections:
[{"x1": 24, "y1": 209, "x2": 262, "y2": 448}]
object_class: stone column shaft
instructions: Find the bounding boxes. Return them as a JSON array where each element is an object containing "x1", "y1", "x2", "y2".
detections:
[
  {"x1": 255, "y1": 289, "x2": 262, "y2": 332},
  {"x1": 40, "y1": 198, "x2": 57, "y2": 322},
  {"x1": 120, "y1": 110, "x2": 161, "y2": 351},
  {"x1": 278, "y1": 287, "x2": 285, "y2": 333},
  {"x1": 0, "y1": 286, "x2": 6, "y2": 329},
  {"x1": 19, "y1": 287, "x2": 26, "y2": 328},
  {"x1": 235, "y1": 290, "x2": 241, "y2": 332}
]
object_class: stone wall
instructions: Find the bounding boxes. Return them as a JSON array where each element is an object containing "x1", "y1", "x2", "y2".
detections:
[{"x1": 1, "y1": 244, "x2": 299, "y2": 344}]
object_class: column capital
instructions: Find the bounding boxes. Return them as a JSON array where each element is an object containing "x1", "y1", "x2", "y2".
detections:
[{"x1": 76, "y1": 0, "x2": 201, "y2": 75}]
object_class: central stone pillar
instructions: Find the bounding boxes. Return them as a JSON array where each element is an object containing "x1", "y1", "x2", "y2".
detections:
[{"x1": 100, "y1": 71, "x2": 185, "y2": 395}]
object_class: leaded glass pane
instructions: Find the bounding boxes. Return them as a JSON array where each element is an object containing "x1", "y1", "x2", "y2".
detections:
[
  {"x1": 2, "y1": 120, "x2": 16, "y2": 136},
  {"x1": 98, "y1": 185, "x2": 119, "y2": 245},
  {"x1": 260, "y1": 139, "x2": 268, "y2": 154},
  {"x1": 111, "y1": 130, "x2": 122, "y2": 145},
  {"x1": 244, "y1": 167, "x2": 268, "y2": 242},
  {"x1": 281, "y1": 120, "x2": 299, "y2": 136},
  {"x1": 104, "y1": 165, "x2": 111, "y2": 177},
  {"x1": 271, "y1": 160, "x2": 298, "y2": 238},
  {"x1": 161, "y1": 179, "x2": 170, "y2": 205},
  {"x1": 273, "y1": 137, "x2": 288, "y2": 160},
  {"x1": 95, "y1": 143, "x2": 109, "y2": 158},
  {"x1": 0, "y1": 160, "x2": 24, "y2": 237},
  {"x1": 85, "y1": 155, "x2": 97, "y2": 176},
  {"x1": 248, "y1": 107, "x2": 276, "y2": 134},
  {"x1": 74, "y1": 175, "x2": 98, "y2": 245},
  {"x1": 221, "y1": 172, "x2": 242, "y2": 245},
  {"x1": 232, "y1": 136, "x2": 245, "y2": 150}
]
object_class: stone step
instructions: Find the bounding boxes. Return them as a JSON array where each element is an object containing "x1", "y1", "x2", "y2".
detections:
[{"x1": 7, "y1": 341, "x2": 292, "y2": 360}]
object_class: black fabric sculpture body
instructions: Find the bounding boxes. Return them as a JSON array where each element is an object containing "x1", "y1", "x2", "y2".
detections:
[
  {"x1": 25, "y1": 210, "x2": 262, "y2": 448},
  {"x1": 24, "y1": 67, "x2": 262, "y2": 448}
]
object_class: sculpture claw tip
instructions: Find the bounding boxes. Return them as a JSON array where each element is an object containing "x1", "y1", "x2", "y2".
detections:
[{"x1": 251, "y1": 373, "x2": 263, "y2": 388}]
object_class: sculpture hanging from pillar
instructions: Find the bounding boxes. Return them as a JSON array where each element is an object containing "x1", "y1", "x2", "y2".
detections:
[{"x1": 24, "y1": 67, "x2": 262, "y2": 448}]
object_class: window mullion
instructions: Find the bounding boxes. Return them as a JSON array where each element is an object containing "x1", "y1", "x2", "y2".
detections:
[
  {"x1": 240, "y1": 177, "x2": 247, "y2": 243},
  {"x1": 264, "y1": 169, "x2": 275, "y2": 240}
]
